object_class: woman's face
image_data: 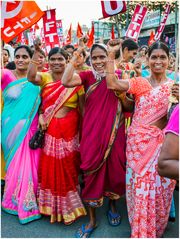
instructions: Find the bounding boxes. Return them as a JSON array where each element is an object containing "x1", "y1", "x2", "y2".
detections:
[
  {"x1": 48, "y1": 53, "x2": 66, "y2": 73},
  {"x1": 148, "y1": 49, "x2": 169, "y2": 74},
  {"x1": 3, "y1": 49, "x2": 9, "y2": 64},
  {"x1": 14, "y1": 48, "x2": 31, "y2": 71},
  {"x1": 140, "y1": 48, "x2": 146, "y2": 57},
  {"x1": 91, "y1": 47, "x2": 107, "y2": 74}
]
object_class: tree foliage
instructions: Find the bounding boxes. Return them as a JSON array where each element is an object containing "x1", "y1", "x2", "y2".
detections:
[{"x1": 109, "y1": 1, "x2": 179, "y2": 36}]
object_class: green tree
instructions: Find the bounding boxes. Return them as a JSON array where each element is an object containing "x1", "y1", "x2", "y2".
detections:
[{"x1": 109, "y1": 0, "x2": 178, "y2": 37}]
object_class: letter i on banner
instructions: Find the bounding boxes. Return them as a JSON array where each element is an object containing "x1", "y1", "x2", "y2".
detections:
[
  {"x1": 43, "y1": 9, "x2": 60, "y2": 53},
  {"x1": 125, "y1": 4, "x2": 147, "y2": 42},
  {"x1": 154, "y1": 4, "x2": 171, "y2": 41}
]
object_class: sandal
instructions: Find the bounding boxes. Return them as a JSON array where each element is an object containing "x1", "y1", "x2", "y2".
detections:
[
  {"x1": 107, "y1": 210, "x2": 121, "y2": 226},
  {"x1": 75, "y1": 224, "x2": 97, "y2": 238}
]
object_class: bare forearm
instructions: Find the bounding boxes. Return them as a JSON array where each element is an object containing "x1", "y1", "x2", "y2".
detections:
[
  {"x1": 158, "y1": 159, "x2": 179, "y2": 180},
  {"x1": 27, "y1": 51, "x2": 40, "y2": 85}
]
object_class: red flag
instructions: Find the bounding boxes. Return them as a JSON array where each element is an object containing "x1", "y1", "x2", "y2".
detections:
[
  {"x1": 66, "y1": 24, "x2": 72, "y2": 44},
  {"x1": 148, "y1": 30, "x2": 155, "y2": 46},
  {"x1": 76, "y1": 22, "x2": 83, "y2": 38},
  {"x1": 1, "y1": 1, "x2": 44, "y2": 43},
  {"x1": 111, "y1": 25, "x2": 115, "y2": 39},
  {"x1": 101, "y1": 1, "x2": 126, "y2": 19},
  {"x1": 86, "y1": 23, "x2": 94, "y2": 48}
]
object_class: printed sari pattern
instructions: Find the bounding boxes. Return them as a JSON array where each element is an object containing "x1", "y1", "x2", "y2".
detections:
[{"x1": 126, "y1": 77, "x2": 176, "y2": 238}]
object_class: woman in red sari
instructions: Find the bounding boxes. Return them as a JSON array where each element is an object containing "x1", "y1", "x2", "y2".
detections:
[
  {"x1": 27, "y1": 43, "x2": 86, "y2": 225},
  {"x1": 62, "y1": 38, "x2": 133, "y2": 238}
]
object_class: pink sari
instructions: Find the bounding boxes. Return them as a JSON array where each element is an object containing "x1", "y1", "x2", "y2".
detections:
[
  {"x1": 79, "y1": 70, "x2": 126, "y2": 206},
  {"x1": 126, "y1": 77, "x2": 176, "y2": 238}
]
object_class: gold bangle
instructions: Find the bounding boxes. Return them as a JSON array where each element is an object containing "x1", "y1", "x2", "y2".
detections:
[
  {"x1": 106, "y1": 59, "x2": 114, "y2": 63},
  {"x1": 106, "y1": 71, "x2": 115, "y2": 74},
  {"x1": 30, "y1": 60, "x2": 39, "y2": 65}
]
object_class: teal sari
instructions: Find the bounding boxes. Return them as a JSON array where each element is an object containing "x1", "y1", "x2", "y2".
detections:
[{"x1": 1, "y1": 78, "x2": 41, "y2": 170}]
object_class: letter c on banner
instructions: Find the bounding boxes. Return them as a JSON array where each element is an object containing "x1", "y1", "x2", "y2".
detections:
[
  {"x1": 104, "y1": 1, "x2": 124, "y2": 15},
  {"x1": 1, "y1": 1, "x2": 23, "y2": 28}
]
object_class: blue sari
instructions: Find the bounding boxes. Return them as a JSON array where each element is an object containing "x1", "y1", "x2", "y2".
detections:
[{"x1": 2, "y1": 78, "x2": 41, "y2": 170}]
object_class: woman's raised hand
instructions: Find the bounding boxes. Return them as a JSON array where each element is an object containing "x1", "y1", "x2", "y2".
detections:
[
  {"x1": 33, "y1": 38, "x2": 42, "y2": 52},
  {"x1": 107, "y1": 39, "x2": 123, "y2": 59}
]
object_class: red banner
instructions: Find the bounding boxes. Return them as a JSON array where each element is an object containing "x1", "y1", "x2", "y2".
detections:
[
  {"x1": 125, "y1": 4, "x2": 147, "y2": 42},
  {"x1": 154, "y1": 4, "x2": 171, "y2": 41},
  {"x1": 43, "y1": 9, "x2": 60, "y2": 53},
  {"x1": 1, "y1": 1, "x2": 44, "y2": 43},
  {"x1": 101, "y1": 1, "x2": 126, "y2": 19}
]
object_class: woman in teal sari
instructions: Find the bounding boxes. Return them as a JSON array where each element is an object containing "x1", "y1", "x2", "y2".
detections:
[{"x1": 1, "y1": 45, "x2": 41, "y2": 224}]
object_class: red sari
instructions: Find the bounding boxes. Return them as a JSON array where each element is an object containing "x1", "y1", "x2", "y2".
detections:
[{"x1": 37, "y1": 80, "x2": 86, "y2": 224}]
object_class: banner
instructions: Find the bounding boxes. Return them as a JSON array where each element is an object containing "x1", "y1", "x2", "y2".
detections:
[
  {"x1": 56, "y1": 19, "x2": 64, "y2": 47},
  {"x1": 125, "y1": 4, "x2": 147, "y2": 42},
  {"x1": 154, "y1": 4, "x2": 171, "y2": 41},
  {"x1": 1, "y1": 1, "x2": 44, "y2": 43},
  {"x1": 43, "y1": 9, "x2": 60, "y2": 53},
  {"x1": 66, "y1": 24, "x2": 72, "y2": 45},
  {"x1": 101, "y1": 1, "x2": 126, "y2": 19}
]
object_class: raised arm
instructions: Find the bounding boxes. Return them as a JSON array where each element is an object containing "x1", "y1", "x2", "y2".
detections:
[
  {"x1": 62, "y1": 37, "x2": 88, "y2": 87},
  {"x1": 106, "y1": 39, "x2": 129, "y2": 93},
  {"x1": 27, "y1": 38, "x2": 42, "y2": 86}
]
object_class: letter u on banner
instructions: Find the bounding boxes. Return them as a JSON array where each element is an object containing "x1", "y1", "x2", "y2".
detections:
[{"x1": 101, "y1": 1, "x2": 126, "y2": 19}]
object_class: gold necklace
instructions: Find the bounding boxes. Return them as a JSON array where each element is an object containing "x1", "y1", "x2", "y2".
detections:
[{"x1": 13, "y1": 70, "x2": 27, "y2": 79}]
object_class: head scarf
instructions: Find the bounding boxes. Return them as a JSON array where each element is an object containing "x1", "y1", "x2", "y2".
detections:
[{"x1": 90, "y1": 43, "x2": 108, "y2": 81}]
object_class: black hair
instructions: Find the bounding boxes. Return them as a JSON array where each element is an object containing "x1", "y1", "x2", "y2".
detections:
[
  {"x1": 139, "y1": 45, "x2": 148, "y2": 51},
  {"x1": 148, "y1": 41, "x2": 169, "y2": 58},
  {"x1": 48, "y1": 47, "x2": 69, "y2": 60},
  {"x1": 14, "y1": 45, "x2": 33, "y2": 58},
  {"x1": 32, "y1": 49, "x2": 46, "y2": 58},
  {"x1": 90, "y1": 43, "x2": 108, "y2": 55},
  {"x1": 73, "y1": 48, "x2": 86, "y2": 58},
  {"x1": 5, "y1": 61, "x2": 16, "y2": 70},
  {"x1": 3, "y1": 48, "x2": 10, "y2": 57},
  {"x1": 122, "y1": 38, "x2": 139, "y2": 52},
  {"x1": 63, "y1": 44, "x2": 75, "y2": 50}
]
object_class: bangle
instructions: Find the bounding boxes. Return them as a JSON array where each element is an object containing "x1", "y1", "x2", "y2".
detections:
[
  {"x1": 69, "y1": 61, "x2": 77, "y2": 68},
  {"x1": 106, "y1": 71, "x2": 115, "y2": 74},
  {"x1": 106, "y1": 59, "x2": 114, "y2": 63},
  {"x1": 30, "y1": 60, "x2": 39, "y2": 65}
]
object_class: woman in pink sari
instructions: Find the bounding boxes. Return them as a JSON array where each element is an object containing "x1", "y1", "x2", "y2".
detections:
[
  {"x1": 62, "y1": 38, "x2": 133, "y2": 237},
  {"x1": 106, "y1": 40, "x2": 176, "y2": 238}
]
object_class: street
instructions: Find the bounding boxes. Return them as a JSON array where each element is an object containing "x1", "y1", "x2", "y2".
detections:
[{"x1": 1, "y1": 190, "x2": 179, "y2": 238}]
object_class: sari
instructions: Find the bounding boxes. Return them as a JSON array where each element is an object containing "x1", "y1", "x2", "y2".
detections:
[
  {"x1": 126, "y1": 77, "x2": 176, "y2": 238},
  {"x1": 79, "y1": 70, "x2": 126, "y2": 207},
  {"x1": 1, "y1": 69, "x2": 41, "y2": 224},
  {"x1": 37, "y1": 77, "x2": 87, "y2": 224}
]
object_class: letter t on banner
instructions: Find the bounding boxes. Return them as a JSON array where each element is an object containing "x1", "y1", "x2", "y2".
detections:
[
  {"x1": 43, "y1": 9, "x2": 60, "y2": 53},
  {"x1": 125, "y1": 4, "x2": 147, "y2": 42}
]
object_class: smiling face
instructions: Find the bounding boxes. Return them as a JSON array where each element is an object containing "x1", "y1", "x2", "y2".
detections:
[
  {"x1": 48, "y1": 52, "x2": 66, "y2": 73},
  {"x1": 14, "y1": 48, "x2": 31, "y2": 71},
  {"x1": 91, "y1": 47, "x2": 107, "y2": 74},
  {"x1": 148, "y1": 49, "x2": 169, "y2": 74}
]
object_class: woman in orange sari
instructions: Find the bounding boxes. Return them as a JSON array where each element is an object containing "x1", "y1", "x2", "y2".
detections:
[
  {"x1": 105, "y1": 40, "x2": 176, "y2": 238},
  {"x1": 27, "y1": 43, "x2": 86, "y2": 225}
]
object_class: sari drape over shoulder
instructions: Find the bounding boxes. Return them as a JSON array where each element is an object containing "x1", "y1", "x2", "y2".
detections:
[
  {"x1": 126, "y1": 77, "x2": 176, "y2": 238},
  {"x1": 37, "y1": 76, "x2": 87, "y2": 224},
  {"x1": 1, "y1": 69, "x2": 41, "y2": 224},
  {"x1": 79, "y1": 70, "x2": 126, "y2": 206}
]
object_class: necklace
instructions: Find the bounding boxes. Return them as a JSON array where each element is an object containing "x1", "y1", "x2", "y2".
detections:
[
  {"x1": 148, "y1": 76, "x2": 168, "y2": 88},
  {"x1": 13, "y1": 70, "x2": 27, "y2": 79}
]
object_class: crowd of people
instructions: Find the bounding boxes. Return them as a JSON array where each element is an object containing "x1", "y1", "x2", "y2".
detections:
[{"x1": 1, "y1": 34, "x2": 179, "y2": 238}]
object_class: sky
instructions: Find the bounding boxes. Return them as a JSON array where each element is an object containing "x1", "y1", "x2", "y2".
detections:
[{"x1": 35, "y1": 0, "x2": 103, "y2": 31}]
